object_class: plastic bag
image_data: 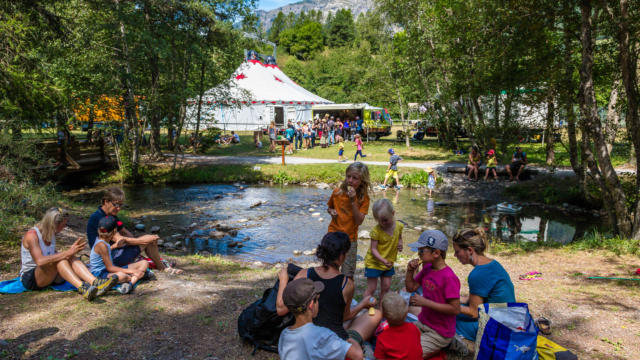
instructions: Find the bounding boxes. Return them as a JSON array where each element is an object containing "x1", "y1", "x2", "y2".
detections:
[{"x1": 475, "y1": 303, "x2": 539, "y2": 360}]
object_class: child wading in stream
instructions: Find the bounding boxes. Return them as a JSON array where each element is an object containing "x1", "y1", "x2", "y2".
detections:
[
  {"x1": 327, "y1": 162, "x2": 371, "y2": 278},
  {"x1": 90, "y1": 216, "x2": 151, "y2": 294}
]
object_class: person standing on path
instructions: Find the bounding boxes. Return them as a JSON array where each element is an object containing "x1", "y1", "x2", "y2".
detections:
[
  {"x1": 354, "y1": 134, "x2": 366, "y2": 161},
  {"x1": 343, "y1": 118, "x2": 350, "y2": 141},
  {"x1": 268, "y1": 122, "x2": 277, "y2": 153},
  {"x1": 328, "y1": 116, "x2": 335, "y2": 145},
  {"x1": 294, "y1": 121, "x2": 303, "y2": 151}
]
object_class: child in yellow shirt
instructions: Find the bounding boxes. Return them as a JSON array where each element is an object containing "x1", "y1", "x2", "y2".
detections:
[{"x1": 363, "y1": 199, "x2": 403, "y2": 302}]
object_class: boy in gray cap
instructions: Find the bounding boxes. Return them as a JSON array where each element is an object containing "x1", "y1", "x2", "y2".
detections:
[
  {"x1": 404, "y1": 230, "x2": 461, "y2": 358},
  {"x1": 278, "y1": 278, "x2": 363, "y2": 360}
]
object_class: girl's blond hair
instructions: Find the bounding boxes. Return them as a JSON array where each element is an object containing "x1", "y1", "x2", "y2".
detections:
[
  {"x1": 339, "y1": 162, "x2": 371, "y2": 201},
  {"x1": 36, "y1": 207, "x2": 69, "y2": 243},
  {"x1": 453, "y1": 227, "x2": 489, "y2": 255},
  {"x1": 372, "y1": 198, "x2": 394, "y2": 220}
]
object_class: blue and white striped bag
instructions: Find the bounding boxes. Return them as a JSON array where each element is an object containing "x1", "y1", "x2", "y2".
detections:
[{"x1": 474, "y1": 303, "x2": 539, "y2": 360}]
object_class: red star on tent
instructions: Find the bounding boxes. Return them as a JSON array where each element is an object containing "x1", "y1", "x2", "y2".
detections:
[
  {"x1": 235, "y1": 73, "x2": 247, "y2": 80},
  {"x1": 274, "y1": 76, "x2": 283, "y2": 83}
]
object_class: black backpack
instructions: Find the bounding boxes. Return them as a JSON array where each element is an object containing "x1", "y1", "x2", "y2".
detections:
[{"x1": 238, "y1": 263, "x2": 302, "y2": 354}]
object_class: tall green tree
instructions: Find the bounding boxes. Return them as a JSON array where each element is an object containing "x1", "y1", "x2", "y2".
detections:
[
  {"x1": 268, "y1": 11, "x2": 286, "y2": 43},
  {"x1": 326, "y1": 9, "x2": 355, "y2": 48}
]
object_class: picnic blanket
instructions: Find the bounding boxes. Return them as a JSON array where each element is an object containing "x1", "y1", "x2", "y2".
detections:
[
  {"x1": 0, "y1": 277, "x2": 76, "y2": 294},
  {"x1": 0, "y1": 275, "x2": 143, "y2": 294}
]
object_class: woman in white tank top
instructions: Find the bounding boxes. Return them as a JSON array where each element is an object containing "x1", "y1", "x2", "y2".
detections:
[{"x1": 20, "y1": 208, "x2": 116, "y2": 301}]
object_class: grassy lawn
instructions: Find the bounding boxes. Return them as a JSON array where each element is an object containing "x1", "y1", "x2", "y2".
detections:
[
  {"x1": 113, "y1": 162, "x2": 429, "y2": 186},
  {"x1": 19, "y1": 126, "x2": 632, "y2": 168},
  {"x1": 202, "y1": 130, "x2": 632, "y2": 168}
]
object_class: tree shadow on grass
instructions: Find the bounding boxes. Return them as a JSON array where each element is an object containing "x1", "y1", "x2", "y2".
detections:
[{"x1": 2, "y1": 260, "x2": 280, "y2": 360}]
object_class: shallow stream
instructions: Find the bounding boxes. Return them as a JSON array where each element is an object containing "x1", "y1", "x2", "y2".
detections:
[{"x1": 108, "y1": 184, "x2": 606, "y2": 264}]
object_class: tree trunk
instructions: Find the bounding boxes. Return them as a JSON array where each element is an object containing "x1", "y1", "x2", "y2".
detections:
[
  {"x1": 194, "y1": 60, "x2": 206, "y2": 153},
  {"x1": 87, "y1": 102, "x2": 94, "y2": 143},
  {"x1": 578, "y1": 0, "x2": 630, "y2": 235},
  {"x1": 604, "y1": 79, "x2": 620, "y2": 155},
  {"x1": 148, "y1": 56, "x2": 162, "y2": 158},
  {"x1": 545, "y1": 97, "x2": 555, "y2": 167},
  {"x1": 617, "y1": 0, "x2": 640, "y2": 239},
  {"x1": 562, "y1": 17, "x2": 583, "y2": 181},
  {"x1": 501, "y1": 93, "x2": 513, "y2": 155},
  {"x1": 116, "y1": 0, "x2": 140, "y2": 181}
]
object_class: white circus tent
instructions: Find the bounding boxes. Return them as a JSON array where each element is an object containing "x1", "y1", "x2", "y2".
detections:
[{"x1": 185, "y1": 58, "x2": 332, "y2": 131}]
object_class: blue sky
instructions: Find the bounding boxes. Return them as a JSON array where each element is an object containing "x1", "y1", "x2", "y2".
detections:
[{"x1": 258, "y1": 0, "x2": 299, "y2": 11}]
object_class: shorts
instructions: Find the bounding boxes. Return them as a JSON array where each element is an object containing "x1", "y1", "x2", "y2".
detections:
[
  {"x1": 303, "y1": 134, "x2": 310, "y2": 139},
  {"x1": 415, "y1": 321, "x2": 453, "y2": 357},
  {"x1": 20, "y1": 268, "x2": 63, "y2": 291},
  {"x1": 91, "y1": 265, "x2": 127, "y2": 279},
  {"x1": 364, "y1": 267, "x2": 395, "y2": 278},
  {"x1": 456, "y1": 313, "x2": 479, "y2": 341},
  {"x1": 338, "y1": 149, "x2": 344, "y2": 156},
  {"x1": 346, "y1": 329, "x2": 364, "y2": 348},
  {"x1": 112, "y1": 245, "x2": 142, "y2": 267},
  {"x1": 341, "y1": 241, "x2": 357, "y2": 278},
  {"x1": 386, "y1": 169, "x2": 398, "y2": 177},
  {"x1": 510, "y1": 161, "x2": 524, "y2": 170}
]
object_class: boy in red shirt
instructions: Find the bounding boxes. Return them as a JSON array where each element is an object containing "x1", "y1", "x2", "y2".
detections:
[{"x1": 374, "y1": 292, "x2": 423, "y2": 360}]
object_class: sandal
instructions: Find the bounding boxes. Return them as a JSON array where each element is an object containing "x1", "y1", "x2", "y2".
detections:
[
  {"x1": 536, "y1": 317, "x2": 552, "y2": 335},
  {"x1": 519, "y1": 271, "x2": 542, "y2": 280},
  {"x1": 164, "y1": 267, "x2": 183, "y2": 275}
]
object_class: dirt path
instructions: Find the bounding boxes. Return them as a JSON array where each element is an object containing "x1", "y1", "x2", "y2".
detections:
[
  {"x1": 1, "y1": 217, "x2": 639, "y2": 359},
  {"x1": 161, "y1": 153, "x2": 635, "y2": 176}
]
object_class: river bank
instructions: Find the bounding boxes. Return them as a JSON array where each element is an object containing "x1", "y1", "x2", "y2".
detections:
[{"x1": 1, "y1": 214, "x2": 639, "y2": 359}]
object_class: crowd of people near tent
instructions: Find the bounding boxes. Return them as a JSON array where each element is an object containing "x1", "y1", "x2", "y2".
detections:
[
  {"x1": 268, "y1": 113, "x2": 368, "y2": 156},
  {"x1": 275, "y1": 162, "x2": 517, "y2": 360}
]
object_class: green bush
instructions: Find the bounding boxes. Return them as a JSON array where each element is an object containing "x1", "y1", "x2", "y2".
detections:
[
  {"x1": 0, "y1": 135, "x2": 61, "y2": 244},
  {"x1": 272, "y1": 170, "x2": 295, "y2": 184},
  {"x1": 570, "y1": 230, "x2": 640, "y2": 256},
  {"x1": 400, "y1": 170, "x2": 442, "y2": 188},
  {"x1": 198, "y1": 127, "x2": 223, "y2": 151}
]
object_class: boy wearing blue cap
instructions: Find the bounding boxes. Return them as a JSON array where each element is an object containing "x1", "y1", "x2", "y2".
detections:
[
  {"x1": 382, "y1": 148, "x2": 402, "y2": 189},
  {"x1": 405, "y1": 230, "x2": 461, "y2": 358}
]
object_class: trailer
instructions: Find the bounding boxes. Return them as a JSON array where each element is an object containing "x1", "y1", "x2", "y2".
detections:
[{"x1": 311, "y1": 103, "x2": 392, "y2": 140}]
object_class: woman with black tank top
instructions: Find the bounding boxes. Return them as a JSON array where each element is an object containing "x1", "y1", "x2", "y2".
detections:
[{"x1": 276, "y1": 232, "x2": 382, "y2": 344}]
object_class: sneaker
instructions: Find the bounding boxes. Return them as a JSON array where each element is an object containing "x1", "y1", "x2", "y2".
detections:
[
  {"x1": 447, "y1": 334, "x2": 470, "y2": 356},
  {"x1": 78, "y1": 282, "x2": 98, "y2": 301},
  {"x1": 93, "y1": 274, "x2": 118, "y2": 296},
  {"x1": 118, "y1": 282, "x2": 133, "y2": 294},
  {"x1": 143, "y1": 269, "x2": 157, "y2": 281}
]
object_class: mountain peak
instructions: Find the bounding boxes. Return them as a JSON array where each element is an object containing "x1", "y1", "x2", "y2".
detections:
[{"x1": 256, "y1": 0, "x2": 375, "y2": 30}]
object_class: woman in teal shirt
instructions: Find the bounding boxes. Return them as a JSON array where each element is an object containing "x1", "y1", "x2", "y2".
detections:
[{"x1": 452, "y1": 227, "x2": 515, "y2": 341}]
